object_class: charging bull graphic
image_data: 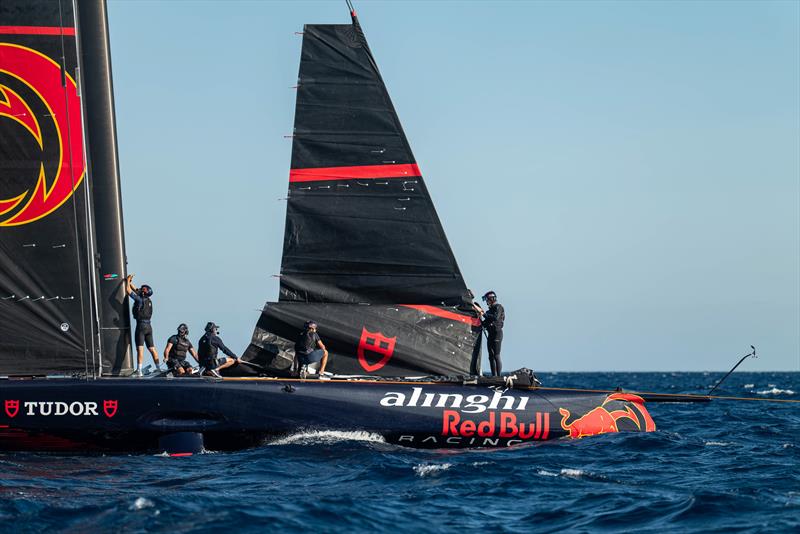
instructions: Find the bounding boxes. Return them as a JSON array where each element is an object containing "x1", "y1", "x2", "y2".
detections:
[
  {"x1": 0, "y1": 42, "x2": 85, "y2": 226},
  {"x1": 559, "y1": 393, "x2": 656, "y2": 439}
]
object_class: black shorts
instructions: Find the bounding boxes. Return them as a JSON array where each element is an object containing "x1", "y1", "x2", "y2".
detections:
[
  {"x1": 134, "y1": 322, "x2": 154, "y2": 348},
  {"x1": 167, "y1": 358, "x2": 192, "y2": 371}
]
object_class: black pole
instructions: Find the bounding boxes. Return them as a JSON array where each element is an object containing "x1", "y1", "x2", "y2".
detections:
[
  {"x1": 708, "y1": 345, "x2": 757, "y2": 396},
  {"x1": 74, "y1": 0, "x2": 132, "y2": 375}
]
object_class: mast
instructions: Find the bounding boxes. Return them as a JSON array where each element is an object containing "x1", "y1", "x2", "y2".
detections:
[{"x1": 74, "y1": 0, "x2": 132, "y2": 375}]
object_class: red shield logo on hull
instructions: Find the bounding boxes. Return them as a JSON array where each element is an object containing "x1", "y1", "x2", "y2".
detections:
[
  {"x1": 4, "y1": 400, "x2": 19, "y2": 418},
  {"x1": 357, "y1": 327, "x2": 397, "y2": 373},
  {"x1": 103, "y1": 400, "x2": 118, "y2": 418}
]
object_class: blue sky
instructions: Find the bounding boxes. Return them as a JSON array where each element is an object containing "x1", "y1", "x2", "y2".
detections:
[{"x1": 107, "y1": 0, "x2": 799, "y2": 371}]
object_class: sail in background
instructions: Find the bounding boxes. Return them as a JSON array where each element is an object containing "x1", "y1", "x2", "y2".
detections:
[{"x1": 0, "y1": 0, "x2": 131, "y2": 376}]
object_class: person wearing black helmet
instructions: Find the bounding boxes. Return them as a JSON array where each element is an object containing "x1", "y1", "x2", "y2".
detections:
[
  {"x1": 164, "y1": 323, "x2": 199, "y2": 376},
  {"x1": 126, "y1": 273, "x2": 161, "y2": 376},
  {"x1": 473, "y1": 290, "x2": 505, "y2": 376},
  {"x1": 295, "y1": 321, "x2": 329, "y2": 377},
  {"x1": 197, "y1": 322, "x2": 238, "y2": 378}
]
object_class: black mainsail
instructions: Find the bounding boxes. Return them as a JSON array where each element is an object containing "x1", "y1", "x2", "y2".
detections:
[
  {"x1": 246, "y1": 10, "x2": 482, "y2": 377},
  {"x1": 0, "y1": 0, "x2": 131, "y2": 376}
]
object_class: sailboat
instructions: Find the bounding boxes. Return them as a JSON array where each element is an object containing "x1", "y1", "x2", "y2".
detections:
[{"x1": 0, "y1": 0, "x2": 657, "y2": 453}]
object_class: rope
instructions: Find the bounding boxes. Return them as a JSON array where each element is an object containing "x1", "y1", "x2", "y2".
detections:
[{"x1": 532, "y1": 386, "x2": 800, "y2": 404}]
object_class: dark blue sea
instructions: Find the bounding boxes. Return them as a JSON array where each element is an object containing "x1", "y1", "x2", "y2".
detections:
[{"x1": 1, "y1": 372, "x2": 798, "y2": 533}]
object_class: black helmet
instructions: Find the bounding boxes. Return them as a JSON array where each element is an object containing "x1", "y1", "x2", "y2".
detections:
[
  {"x1": 303, "y1": 320, "x2": 318, "y2": 330},
  {"x1": 177, "y1": 323, "x2": 189, "y2": 336},
  {"x1": 482, "y1": 291, "x2": 497, "y2": 302},
  {"x1": 204, "y1": 322, "x2": 219, "y2": 334},
  {"x1": 140, "y1": 284, "x2": 153, "y2": 297}
]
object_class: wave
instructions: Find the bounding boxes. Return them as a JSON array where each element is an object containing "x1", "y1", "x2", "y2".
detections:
[
  {"x1": 756, "y1": 388, "x2": 795, "y2": 395},
  {"x1": 129, "y1": 497, "x2": 155, "y2": 511},
  {"x1": 267, "y1": 430, "x2": 386, "y2": 446},
  {"x1": 537, "y1": 468, "x2": 602, "y2": 480},
  {"x1": 704, "y1": 441, "x2": 731, "y2": 447},
  {"x1": 414, "y1": 463, "x2": 452, "y2": 477}
]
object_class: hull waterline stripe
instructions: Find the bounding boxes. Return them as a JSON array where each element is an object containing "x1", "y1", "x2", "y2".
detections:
[
  {"x1": 0, "y1": 26, "x2": 76, "y2": 36},
  {"x1": 401, "y1": 304, "x2": 481, "y2": 326},
  {"x1": 289, "y1": 163, "x2": 422, "y2": 183}
]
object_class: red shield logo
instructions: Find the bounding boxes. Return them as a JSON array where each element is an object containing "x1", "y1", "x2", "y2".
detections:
[
  {"x1": 103, "y1": 400, "x2": 118, "y2": 418},
  {"x1": 357, "y1": 327, "x2": 397, "y2": 373},
  {"x1": 4, "y1": 400, "x2": 19, "y2": 418}
]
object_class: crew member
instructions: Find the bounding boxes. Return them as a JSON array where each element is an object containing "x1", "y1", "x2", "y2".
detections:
[
  {"x1": 126, "y1": 274, "x2": 161, "y2": 376},
  {"x1": 198, "y1": 322, "x2": 238, "y2": 378},
  {"x1": 164, "y1": 323, "x2": 199, "y2": 376},
  {"x1": 295, "y1": 321, "x2": 329, "y2": 378},
  {"x1": 473, "y1": 290, "x2": 505, "y2": 376}
]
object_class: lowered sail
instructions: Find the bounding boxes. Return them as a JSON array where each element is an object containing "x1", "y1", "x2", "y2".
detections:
[
  {"x1": 0, "y1": 0, "x2": 131, "y2": 376},
  {"x1": 245, "y1": 11, "x2": 481, "y2": 377}
]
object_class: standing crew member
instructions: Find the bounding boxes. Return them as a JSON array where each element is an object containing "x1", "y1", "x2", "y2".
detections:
[
  {"x1": 164, "y1": 323, "x2": 199, "y2": 376},
  {"x1": 473, "y1": 290, "x2": 505, "y2": 376},
  {"x1": 295, "y1": 321, "x2": 329, "y2": 378},
  {"x1": 126, "y1": 274, "x2": 161, "y2": 376},
  {"x1": 198, "y1": 322, "x2": 238, "y2": 378}
]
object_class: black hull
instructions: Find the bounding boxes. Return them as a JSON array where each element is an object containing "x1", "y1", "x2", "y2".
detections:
[{"x1": 0, "y1": 378, "x2": 656, "y2": 453}]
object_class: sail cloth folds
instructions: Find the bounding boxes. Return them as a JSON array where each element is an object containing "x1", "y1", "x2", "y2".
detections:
[
  {"x1": 0, "y1": 1, "x2": 93, "y2": 375},
  {"x1": 282, "y1": 19, "x2": 468, "y2": 306},
  {"x1": 245, "y1": 14, "x2": 481, "y2": 378}
]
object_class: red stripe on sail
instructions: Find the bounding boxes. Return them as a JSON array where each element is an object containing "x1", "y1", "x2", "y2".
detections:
[
  {"x1": 401, "y1": 304, "x2": 480, "y2": 327},
  {"x1": 289, "y1": 163, "x2": 421, "y2": 183},
  {"x1": 0, "y1": 26, "x2": 75, "y2": 36}
]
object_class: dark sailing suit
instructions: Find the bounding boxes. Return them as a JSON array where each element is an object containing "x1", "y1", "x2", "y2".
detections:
[
  {"x1": 197, "y1": 332, "x2": 237, "y2": 370},
  {"x1": 483, "y1": 303, "x2": 505, "y2": 376},
  {"x1": 295, "y1": 330, "x2": 324, "y2": 365},
  {"x1": 166, "y1": 334, "x2": 193, "y2": 372},
  {"x1": 129, "y1": 291, "x2": 154, "y2": 348}
]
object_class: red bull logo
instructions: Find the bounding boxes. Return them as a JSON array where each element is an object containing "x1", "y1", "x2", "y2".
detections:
[
  {"x1": 357, "y1": 327, "x2": 397, "y2": 372},
  {"x1": 0, "y1": 42, "x2": 85, "y2": 226},
  {"x1": 559, "y1": 393, "x2": 656, "y2": 438}
]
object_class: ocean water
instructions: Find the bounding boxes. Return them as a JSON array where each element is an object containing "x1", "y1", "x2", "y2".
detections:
[{"x1": 1, "y1": 372, "x2": 798, "y2": 533}]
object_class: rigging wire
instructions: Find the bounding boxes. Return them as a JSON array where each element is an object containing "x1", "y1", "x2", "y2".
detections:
[{"x1": 59, "y1": 0, "x2": 94, "y2": 379}]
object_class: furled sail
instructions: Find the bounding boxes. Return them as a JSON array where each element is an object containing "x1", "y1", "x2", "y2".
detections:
[
  {"x1": 245, "y1": 11, "x2": 481, "y2": 377},
  {"x1": 0, "y1": 0, "x2": 131, "y2": 376}
]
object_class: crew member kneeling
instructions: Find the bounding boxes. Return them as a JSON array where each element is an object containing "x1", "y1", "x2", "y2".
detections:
[
  {"x1": 295, "y1": 321, "x2": 329, "y2": 378},
  {"x1": 198, "y1": 322, "x2": 238, "y2": 378},
  {"x1": 164, "y1": 323, "x2": 199, "y2": 376}
]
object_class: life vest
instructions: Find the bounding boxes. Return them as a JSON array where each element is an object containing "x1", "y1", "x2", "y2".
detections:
[
  {"x1": 133, "y1": 295, "x2": 153, "y2": 321},
  {"x1": 168, "y1": 335, "x2": 191, "y2": 360},
  {"x1": 197, "y1": 333, "x2": 217, "y2": 364}
]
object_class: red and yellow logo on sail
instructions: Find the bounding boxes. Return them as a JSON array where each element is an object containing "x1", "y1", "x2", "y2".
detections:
[{"x1": 0, "y1": 42, "x2": 85, "y2": 226}]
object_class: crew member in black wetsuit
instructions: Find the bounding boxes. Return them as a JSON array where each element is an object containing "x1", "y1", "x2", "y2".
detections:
[
  {"x1": 164, "y1": 323, "x2": 199, "y2": 376},
  {"x1": 198, "y1": 322, "x2": 238, "y2": 378},
  {"x1": 473, "y1": 291, "x2": 505, "y2": 376},
  {"x1": 126, "y1": 274, "x2": 161, "y2": 376},
  {"x1": 295, "y1": 321, "x2": 329, "y2": 378}
]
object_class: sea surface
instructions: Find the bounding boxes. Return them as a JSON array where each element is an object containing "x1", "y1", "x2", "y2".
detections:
[{"x1": 1, "y1": 372, "x2": 798, "y2": 533}]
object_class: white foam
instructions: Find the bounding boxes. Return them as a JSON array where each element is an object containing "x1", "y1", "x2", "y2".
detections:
[
  {"x1": 129, "y1": 497, "x2": 154, "y2": 511},
  {"x1": 414, "y1": 463, "x2": 452, "y2": 477},
  {"x1": 704, "y1": 441, "x2": 731, "y2": 447},
  {"x1": 756, "y1": 388, "x2": 795, "y2": 395},
  {"x1": 471, "y1": 461, "x2": 490, "y2": 467},
  {"x1": 743, "y1": 384, "x2": 754, "y2": 389},
  {"x1": 537, "y1": 469, "x2": 559, "y2": 477},
  {"x1": 560, "y1": 468, "x2": 587, "y2": 478},
  {"x1": 268, "y1": 430, "x2": 386, "y2": 446}
]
